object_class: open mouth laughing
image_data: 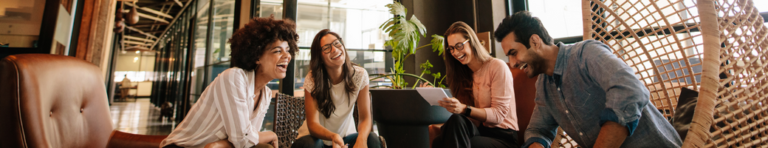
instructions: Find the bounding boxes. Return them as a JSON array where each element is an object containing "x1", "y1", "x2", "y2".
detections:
[{"x1": 276, "y1": 61, "x2": 288, "y2": 72}]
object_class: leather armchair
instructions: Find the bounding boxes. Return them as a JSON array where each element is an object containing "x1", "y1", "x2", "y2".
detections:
[{"x1": 0, "y1": 54, "x2": 167, "y2": 148}]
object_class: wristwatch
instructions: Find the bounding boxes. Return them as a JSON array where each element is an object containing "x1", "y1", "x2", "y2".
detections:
[{"x1": 463, "y1": 105, "x2": 472, "y2": 116}]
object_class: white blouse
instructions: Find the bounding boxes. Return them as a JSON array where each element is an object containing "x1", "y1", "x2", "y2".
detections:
[
  {"x1": 160, "y1": 68, "x2": 271, "y2": 148},
  {"x1": 297, "y1": 66, "x2": 369, "y2": 146}
]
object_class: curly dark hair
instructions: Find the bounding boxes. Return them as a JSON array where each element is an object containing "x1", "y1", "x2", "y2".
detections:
[{"x1": 228, "y1": 16, "x2": 299, "y2": 72}]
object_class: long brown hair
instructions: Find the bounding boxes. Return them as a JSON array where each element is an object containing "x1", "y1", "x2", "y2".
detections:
[
  {"x1": 309, "y1": 29, "x2": 357, "y2": 118},
  {"x1": 443, "y1": 21, "x2": 493, "y2": 106}
]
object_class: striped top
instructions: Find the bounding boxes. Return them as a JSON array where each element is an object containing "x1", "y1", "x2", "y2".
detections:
[{"x1": 160, "y1": 68, "x2": 272, "y2": 148}]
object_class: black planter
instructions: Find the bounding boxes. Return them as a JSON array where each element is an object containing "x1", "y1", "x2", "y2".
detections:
[{"x1": 370, "y1": 89, "x2": 453, "y2": 148}]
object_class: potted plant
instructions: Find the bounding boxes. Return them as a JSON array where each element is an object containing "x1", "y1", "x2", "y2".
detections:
[
  {"x1": 370, "y1": 1, "x2": 446, "y2": 89},
  {"x1": 368, "y1": 2, "x2": 452, "y2": 148}
]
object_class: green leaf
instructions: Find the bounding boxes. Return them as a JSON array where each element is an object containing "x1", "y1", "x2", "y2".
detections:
[
  {"x1": 387, "y1": 2, "x2": 406, "y2": 16},
  {"x1": 431, "y1": 34, "x2": 445, "y2": 56},
  {"x1": 409, "y1": 15, "x2": 427, "y2": 37},
  {"x1": 420, "y1": 60, "x2": 433, "y2": 69},
  {"x1": 379, "y1": 18, "x2": 395, "y2": 30}
]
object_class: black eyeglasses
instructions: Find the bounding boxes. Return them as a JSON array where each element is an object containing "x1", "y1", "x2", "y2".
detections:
[
  {"x1": 321, "y1": 40, "x2": 343, "y2": 53},
  {"x1": 447, "y1": 39, "x2": 470, "y2": 52}
]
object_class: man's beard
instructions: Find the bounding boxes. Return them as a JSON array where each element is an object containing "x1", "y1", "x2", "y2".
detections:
[{"x1": 525, "y1": 52, "x2": 547, "y2": 78}]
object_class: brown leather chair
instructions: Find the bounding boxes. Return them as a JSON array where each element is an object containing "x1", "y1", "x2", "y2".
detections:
[
  {"x1": 0, "y1": 54, "x2": 167, "y2": 148},
  {"x1": 509, "y1": 65, "x2": 538, "y2": 143}
]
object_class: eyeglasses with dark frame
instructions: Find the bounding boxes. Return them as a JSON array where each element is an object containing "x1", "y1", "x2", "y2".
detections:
[
  {"x1": 321, "y1": 40, "x2": 343, "y2": 54},
  {"x1": 447, "y1": 39, "x2": 470, "y2": 52}
]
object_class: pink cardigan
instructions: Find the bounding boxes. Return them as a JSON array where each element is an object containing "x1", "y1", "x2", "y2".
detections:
[{"x1": 472, "y1": 59, "x2": 519, "y2": 130}]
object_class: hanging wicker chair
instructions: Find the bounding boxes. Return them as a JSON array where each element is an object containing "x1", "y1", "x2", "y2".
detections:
[{"x1": 549, "y1": 0, "x2": 767, "y2": 147}]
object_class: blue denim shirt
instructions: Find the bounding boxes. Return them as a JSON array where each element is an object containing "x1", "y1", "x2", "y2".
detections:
[{"x1": 522, "y1": 40, "x2": 682, "y2": 148}]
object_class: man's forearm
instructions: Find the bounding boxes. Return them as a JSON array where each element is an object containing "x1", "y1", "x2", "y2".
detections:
[{"x1": 594, "y1": 121, "x2": 628, "y2": 148}]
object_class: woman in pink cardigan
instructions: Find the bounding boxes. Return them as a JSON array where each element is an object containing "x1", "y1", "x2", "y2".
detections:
[{"x1": 433, "y1": 21, "x2": 520, "y2": 148}]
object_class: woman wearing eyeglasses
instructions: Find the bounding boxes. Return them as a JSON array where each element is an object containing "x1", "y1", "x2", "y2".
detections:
[
  {"x1": 291, "y1": 29, "x2": 381, "y2": 148},
  {"x1": 432, "y1": 21, "x2": 520, "y2": 148}
]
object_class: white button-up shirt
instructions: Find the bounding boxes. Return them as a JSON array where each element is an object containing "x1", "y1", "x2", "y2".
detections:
[{"x1": 160, "y1": 68, "x2": 271, "y2": 148}]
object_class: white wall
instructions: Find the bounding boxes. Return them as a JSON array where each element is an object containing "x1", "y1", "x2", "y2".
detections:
[
  {"x1": 50, "y1": 4, "x2": 72, "y2": 53},
  {"x1": 0, "y1": 0, "x2": 46, "y2": 48},
  {"x1": 116, "y1": 53, "x2": 155, "y2": 71}
]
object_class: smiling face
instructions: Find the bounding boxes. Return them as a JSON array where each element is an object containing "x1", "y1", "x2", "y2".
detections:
[
  {"x1": 256, "y1": 40, "x2": 292, "y2": 79},
  {"x1": 320, "y1": 34, "x2": 346, "y2": 69},
  {"x1": 447, "y1": 34, "x2": 475, "y2": 65},
  {"x1": 500, "y1": 32, "x2": 546, "y2": 78}
]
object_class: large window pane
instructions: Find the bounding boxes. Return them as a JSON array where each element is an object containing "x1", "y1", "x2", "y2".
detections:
[
  {"x1": 755, "y1": 1, "x2": 768, "y2": 12},
  {"x1": 190, "y1": 0, "x2": 210, "y2": 100},
  {"x1": 296, "y1": 2, "x2": 329, "y2": 47},
  {"x1": 292, "y1": 0, "x2": 392, "y2": 97},
  {"x1": 757, "y1": 1, "x2": 768, "y2": 26},
  {"x1": 260, "y1": 0, "x2": 283, "y2": 19},
  {"x1": 203, "y1": 0, "x2": 236, "y2": 85},
  {"x1": 528, "y1": 0, "x2": 583, "y2": 39},
  {"x1": 209, "y1": 0, "x2": 235, "y2": 65},
  {"x1": 330, "y1": 0, "x2": 390, "y2": 49}
]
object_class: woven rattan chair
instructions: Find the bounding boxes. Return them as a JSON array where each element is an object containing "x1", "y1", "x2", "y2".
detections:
[
  {"x1": 547, "y1": 0, "x2": 767, "y2": 147},
  {"x1": 273, "y1": 93, "x2": 306, "y2": 148}
]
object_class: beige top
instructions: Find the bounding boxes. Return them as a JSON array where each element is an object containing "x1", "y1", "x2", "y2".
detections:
[
  {"x1": 160, "y1": 68, "x2": 271, "y2": 148},
  {"x1": 297, "y1": 66, "x2": 369, "y2": 146},
  {"x1": 120, "y1": 77, "x2": 132, "y2": 89},
  {"x1": 472, "y1": 59, "x2": 519, "y2": 130}
]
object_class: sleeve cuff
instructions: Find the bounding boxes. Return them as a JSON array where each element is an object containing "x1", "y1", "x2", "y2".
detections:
[
  {"x1": 244, "y1": 129, "x2": 260, "y2": 148},
  {"x1": 245, "y1": 140, "x2": 256, "y2": 148},
  {"x1": 483, "y1": 108, "x2": 499, "y2": 125},
  {"x1": 599, "y1": 108, "x2": 640, "y2": 136},
  {"x1": 522, "y1": 137, "x2": 550, "y2": 148}
]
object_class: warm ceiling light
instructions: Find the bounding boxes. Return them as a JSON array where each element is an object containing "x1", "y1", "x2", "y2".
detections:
[{"x1": 136, "y1": 51, "x2": 141, "y2": 54}]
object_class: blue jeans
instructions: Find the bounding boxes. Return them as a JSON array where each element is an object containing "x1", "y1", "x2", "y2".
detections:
[{"x1": 291, "y1": 133, "x2": 381, "y2": 148}]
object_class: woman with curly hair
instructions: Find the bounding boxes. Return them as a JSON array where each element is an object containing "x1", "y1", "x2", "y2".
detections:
[
  {"x1": 160, "y1": 16, "x2": 299, "y2": 148},
  {"x1": 291, "y1": 29, "x2": 380, "y2": 148}
]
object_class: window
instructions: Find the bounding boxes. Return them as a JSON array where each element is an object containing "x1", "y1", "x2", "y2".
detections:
[
  {"x1": 528, "y1": 0, "x2": 583, "y2": 39},
  {"x1": 259, "y1": 0, "x2": 283, "y2": 19},
  {"x1": 291, "y1": 0, "x2": 393, "y2": 96},
  {"x1": 190, "y1": 0, "x2": 211, "y2": 101},
  {"x1": 756, "y1": 0, "x2": 768, "y2": 26}
]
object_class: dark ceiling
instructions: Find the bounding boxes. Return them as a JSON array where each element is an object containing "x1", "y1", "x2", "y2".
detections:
[{"x1": 120, "y1": 0, "x2": 191, "y2": 49}]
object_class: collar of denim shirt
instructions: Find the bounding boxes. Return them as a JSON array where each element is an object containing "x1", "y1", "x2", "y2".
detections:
[{"x1": 552, "y1": 42, "x2": 568, "y2": 77}]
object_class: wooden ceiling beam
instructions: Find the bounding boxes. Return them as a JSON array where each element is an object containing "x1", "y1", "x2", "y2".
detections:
[
  {"x1": 126, "y1": 26, "x2": 158, "y2": 39},
  {"x1": 174, "y1": 0, "x2": 184, "y2": 7},
  {"x1": 122, "y1": 9, "x2": 170, "y2": 23},
  {"x1": 136, "y1": 11, "x2": 170, "y2": 24},
  {"x1": 124, "y1": 2, "x2": 174, "y2": 18},
  {"x1": 123, "y1": 40, "x2": 153, "y2": 46},
  {"x1": 124, "y1": 36, "x2": 155, "y2": 42},
  {"x1": 145, "y1": 1, "x2": 176, "y2": 7},
  {"x1": 131, "y1": 23, "x2": 168, "y2": 27}
]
